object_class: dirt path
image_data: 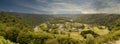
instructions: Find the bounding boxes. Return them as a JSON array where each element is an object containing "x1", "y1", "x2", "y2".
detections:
[
  {"x1": 114, "y1": 40, "x2": 120, "y2": 44},
  {"x1": 104, "y1": 39, "x2": 120, "y2": 44}
]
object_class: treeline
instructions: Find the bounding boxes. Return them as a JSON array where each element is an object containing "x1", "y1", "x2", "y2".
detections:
[
  {"x1": 75, "y1": 14, "x2": 120, "y2": 31},
  {"x1": 0, "y1": 11, "x2": 54, "y2": 26}
]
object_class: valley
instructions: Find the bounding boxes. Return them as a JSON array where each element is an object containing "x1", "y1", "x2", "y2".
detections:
[{"x1": 0, "y1": 11, "x2": 120, "y2": 44}]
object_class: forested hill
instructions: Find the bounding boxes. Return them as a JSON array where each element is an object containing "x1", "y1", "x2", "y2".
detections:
[
  {"x1": 74, "y1": 14, "x2": 120, "y2": 30},
  {"x1": 0, "y1": 11, "x2": 120, "y2": 44},
  {"x1": 0, "y1": 11, "x2": 55, "y2": 27},
  {"x1": 74, "y1": 14, "x2": 120, "y2": 26},
  {"x1": 0, "y1": 11, "x2": 120, "y2": 30}
]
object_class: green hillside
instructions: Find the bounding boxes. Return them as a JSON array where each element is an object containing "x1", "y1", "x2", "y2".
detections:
[
  {"x1": 0, "y1": 11, "x2": 55, "y2": 27},
  {"x1": 0, "y1": 12, "x2": 120, "y2": 44},
  {"x1": 74, "y1": 14, "x2": 120, "y2": 31}
]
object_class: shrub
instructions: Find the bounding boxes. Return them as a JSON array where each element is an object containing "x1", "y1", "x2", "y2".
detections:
[{"x1": 0, "y1": 36, "x2": 14, "y2": 44}]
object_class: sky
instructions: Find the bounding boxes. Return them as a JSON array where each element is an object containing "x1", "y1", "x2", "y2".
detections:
[{"x1": 0, "y1": 0, "x2": 120, "y2": 14}]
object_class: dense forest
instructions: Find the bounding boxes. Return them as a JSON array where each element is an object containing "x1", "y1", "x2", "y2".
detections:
[{"x1": 0, "y1": 11, "x2": 120, "y2": 44}]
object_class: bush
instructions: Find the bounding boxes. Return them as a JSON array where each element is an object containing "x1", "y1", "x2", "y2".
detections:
[
  {"x1": 17, "y1": 30, "x2": 54, "y2": 44},
  {"x1": 93, "y1": 30, "x2": 120, "y2": 44},
  {"x1": 6, "y1": 27, "x2": 20, "y2": 42},
  {"x1": 56, "y1": 36, "x2": 80, "y2": 44},
  {"x1": 0, "y1": 36, "x2": 14, "y2": 44},
  {"x1": 85, "y1": 34, "x2": 95, "y2": 44},
  {"x1": 81, "y1": 30, "x2": 99, "y2": 38},
  {"x1": 0, "y1": 24, "x2": 7, "y2": 37}
]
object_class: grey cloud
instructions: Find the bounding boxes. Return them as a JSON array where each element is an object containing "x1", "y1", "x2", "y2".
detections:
[{"x1": 13, "y1": 0, "x2": 120, "y2": 14}]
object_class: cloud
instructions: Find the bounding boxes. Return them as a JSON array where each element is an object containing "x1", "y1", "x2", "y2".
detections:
[
  {"x1": 89, "y1": 0, "x2": 120, "y2": 13},
  {"x1": 6, "y1": 0, "x2": 120, "y2": 14},
  {"x1": 38, "y1": 0, "x2": 120, "y2": 14},
  {"x1": 40, "y1": 2, "x2": 98, "y2": 14}
]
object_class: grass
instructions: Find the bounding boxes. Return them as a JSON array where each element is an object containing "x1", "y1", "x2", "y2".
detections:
[
  {"x1": 92, "y1": 27, "x2": 109, "y2": 35},
  {"x1": 92, "y1": 30, "x2": 120, "y2": 44},
  {"x1": 69, "y1": 32, "x2": 84, "y2": 40}
]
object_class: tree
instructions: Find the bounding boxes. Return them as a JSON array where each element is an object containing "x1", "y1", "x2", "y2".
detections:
[
  {"x1": 0, "y1": 23, "x2": 7, "y2": 37},
  {"x1": 81, "y1": 30, "x2": 99, "y2": 38},
  {"x1": 17, "y1": 30, "x2": 50, "y2": 44},
  {"x1": 85, "y1": 34, "x2": 95, "y2": 44},
  {"x1": 6, "y1": 27, "x2": 20, "y2": 42}
]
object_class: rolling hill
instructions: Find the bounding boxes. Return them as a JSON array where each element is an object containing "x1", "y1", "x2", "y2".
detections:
[
  {"x1": 0, "y1": 11, "x2": 55, "y2": 27},
  {"x1": 0, "y1": 11, "x2": 120, "y2": 44}
]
